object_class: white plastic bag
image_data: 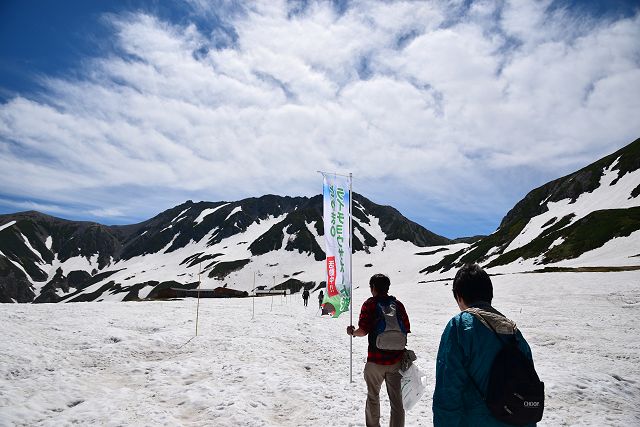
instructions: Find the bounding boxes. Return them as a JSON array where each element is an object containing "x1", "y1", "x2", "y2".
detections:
[{"x1": 400, "y1": 363, "x2": 427, "y2": 411}]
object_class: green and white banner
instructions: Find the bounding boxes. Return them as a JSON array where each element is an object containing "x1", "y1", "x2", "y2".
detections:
[{"x1": 321, "y1": 173, "x2": 351, "y2": 318}]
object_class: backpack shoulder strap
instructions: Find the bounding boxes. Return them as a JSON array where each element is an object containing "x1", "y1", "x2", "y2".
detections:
[
  {"x1": 460, "y1": 309, "x2": 510, "y2": 400},
  {"x1": 464, "y1": 308, "x2": 518, "y2": 345},
  {"x1": 457, "y1": 311, "x2": 489, "y2": 400},
  {"x1": 466, "y1": 310, "x2": 502, "y2": 341}
]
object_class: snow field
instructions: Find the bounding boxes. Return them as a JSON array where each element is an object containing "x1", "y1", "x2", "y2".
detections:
[{"x1": 1, "y1": 271, "x2": 639, "y2": 426}]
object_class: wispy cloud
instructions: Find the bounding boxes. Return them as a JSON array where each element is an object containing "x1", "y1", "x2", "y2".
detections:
[
  {"x1": 1, "y1": 0, "x2": 639, "y2": 237},
  {"x1": 0, "y1": 198, "x2": 73, "y2": 216}
]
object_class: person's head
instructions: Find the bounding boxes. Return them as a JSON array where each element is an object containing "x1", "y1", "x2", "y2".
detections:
[
  {"x1": 369, "y1": 273, "x2": 390, "y2": 296},
  {"x1": 452, "y1": 263, "x2": 493, "y2": 308}
]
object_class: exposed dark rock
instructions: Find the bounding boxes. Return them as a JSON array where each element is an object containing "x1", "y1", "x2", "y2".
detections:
[
  {"x1": 0, "y1": 268, "x2": 35, "y2": 303},
  {"x1": 415, "y1": 248, "x2": 449, "y2": 256},
  {"x1": 207, "y1": 259, "x2": 251, "y2": 279},
  {"x1": 272, "y1": 278, "x2": 316, "y2": 294},
  {"x1": 450, "y1": 236, "x2": 485, "y2": 244},
  {"x1": 67, "y1": 270, "x2": 92, "y2": 288}
]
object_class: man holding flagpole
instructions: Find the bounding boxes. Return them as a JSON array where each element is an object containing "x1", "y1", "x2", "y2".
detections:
[
  {"x1": 347, "y1": 274, "x2": 410, "y2": 427},
  {"x1": 321, "y1": 172, "x2": 409, "y2": 425}
]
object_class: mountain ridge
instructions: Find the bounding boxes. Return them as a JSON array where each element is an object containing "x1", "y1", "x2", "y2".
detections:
[{"x1": 0, "y1": 193, "x2": 451, "y2": 303}]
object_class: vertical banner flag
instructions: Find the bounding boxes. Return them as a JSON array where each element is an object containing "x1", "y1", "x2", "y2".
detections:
[{"x1": 321, "y1": 173, "x2": 351, "y2": 318}]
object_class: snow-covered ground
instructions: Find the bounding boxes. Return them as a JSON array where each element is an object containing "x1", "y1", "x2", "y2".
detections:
[{"x1": 1, "y1": 271, "x2": 639, "y2": 426}]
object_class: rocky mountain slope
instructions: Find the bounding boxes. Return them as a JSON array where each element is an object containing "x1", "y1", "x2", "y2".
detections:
[
  {"x1": 423, "y1": 137, "x2": 640, "y2": 276},
  {"x1": 0, "y1": 194, "x2": 453, "y2": 303}
]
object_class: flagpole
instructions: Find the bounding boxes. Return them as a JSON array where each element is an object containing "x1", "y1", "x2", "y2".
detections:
[
  {"x1": 195, "y1": 262, "x2": 202, "y2": 336},
  {"x1": 349, "y1": 172, "x2": 353, "y2": 384},
  {"x1": 318, "y1": 170, "x2": 355, "y2": 383}
]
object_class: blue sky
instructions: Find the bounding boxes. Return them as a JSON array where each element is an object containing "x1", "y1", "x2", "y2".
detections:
[{"x1": 1, "y1": 0, "x2": 639, "y2": 238}]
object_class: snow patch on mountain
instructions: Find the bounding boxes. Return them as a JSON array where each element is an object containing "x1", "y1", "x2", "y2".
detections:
[
  {"x1": 305, "y1": 221, "x2": 324, "y2": 250},
  {"x1": 49, "y1": 253, "x2": 100, "y2": 276},
  {"x1": 20, "y1": 233, "x2": 43, "y2": 263},
  {"x1": 548, "y1": 237, "x2": 564, "y2": 250},
  {"x1": 281, "y1": 230, "x2": 294, "y2": 250},
  {"x1": 161, "y1": 233, "x2": 180, "y2": 254},
  {"x1": 554, "y1": 229, "x2": 640, "y2": 267},
  {"x1": 360, "y1": 214, "x2": 385, "y2": 246},
  {"x1": 488, "y1": 256, "x2": 542, "y2": 275},
  {"x1": 482, "y1": 247, "x2": 502, "y2": 266},
  {"x1": 194, "y1": 203, "x2": 230, "y2": 224},
  {"x1": 225, "y1": 206, "x2": 242, "y2": 221},
  {"x1": 0, "y1": 220, "x2": 16, "y2": 232},
  {"x1": 171, "y1": 208, "x2": 190, "y2": 223}
]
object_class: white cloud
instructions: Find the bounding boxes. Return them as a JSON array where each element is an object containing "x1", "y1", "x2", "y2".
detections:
[
  {"x1": 0, "y1": 198, "x2": 72, "y2": 216},
  {"x1": 86, "y1": 207, "x2": 126, "y2": 218},
  {"x1": 1, "y1": 0, "x2": 639, "y2": 236}
]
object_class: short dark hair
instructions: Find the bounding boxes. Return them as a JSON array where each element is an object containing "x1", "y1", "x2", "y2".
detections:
[
  {"x1": 369, "y1": 273, "x2": 390, "y2": 294},
  {"x1": 452, "y1": 264, "x2": 493, "y2": 304}
]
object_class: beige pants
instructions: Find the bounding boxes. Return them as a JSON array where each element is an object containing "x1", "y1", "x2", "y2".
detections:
[{"x1": 363, "y1": 361, "x2": 404, "y2": 427}]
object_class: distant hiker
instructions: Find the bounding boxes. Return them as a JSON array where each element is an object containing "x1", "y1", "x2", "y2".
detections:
[
  {"x1": 318, "y1": 290, "x2": 324, "y2": 308},
  {"x1": 433, "y1": 263, "x2": 543, "y2": 427},
  {"x1": 302, "y1": 289, "x2": 310, "y2": 306},
  {"x1": 347, "y1": 273, "x2": 410, "y2": 427}
]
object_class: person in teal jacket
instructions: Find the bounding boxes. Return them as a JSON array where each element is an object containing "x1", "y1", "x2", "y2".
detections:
[{"x1": 432, "y1": 264, "x2": 536, "y2": 427}]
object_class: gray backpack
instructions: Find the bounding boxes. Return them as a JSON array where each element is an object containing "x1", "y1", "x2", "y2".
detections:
[{"x1": 374, "y1": 298, "x2": 407, "y2": 350}]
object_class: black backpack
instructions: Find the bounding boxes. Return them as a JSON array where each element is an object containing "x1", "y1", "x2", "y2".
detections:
[{"x1": 468, "y1": 312, "x2": 544, "y2": 426}]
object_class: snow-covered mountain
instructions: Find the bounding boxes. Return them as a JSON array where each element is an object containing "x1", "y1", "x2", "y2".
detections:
[
  {"x1": 0, "y1": 194, "x2": 453, "y2": 303},
  {"x1": 2, "y1": 138, "x2": 639, "y2": 303},
  {"x1": 425, "y1": 137, "x2": 640, "y2": 277}
]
